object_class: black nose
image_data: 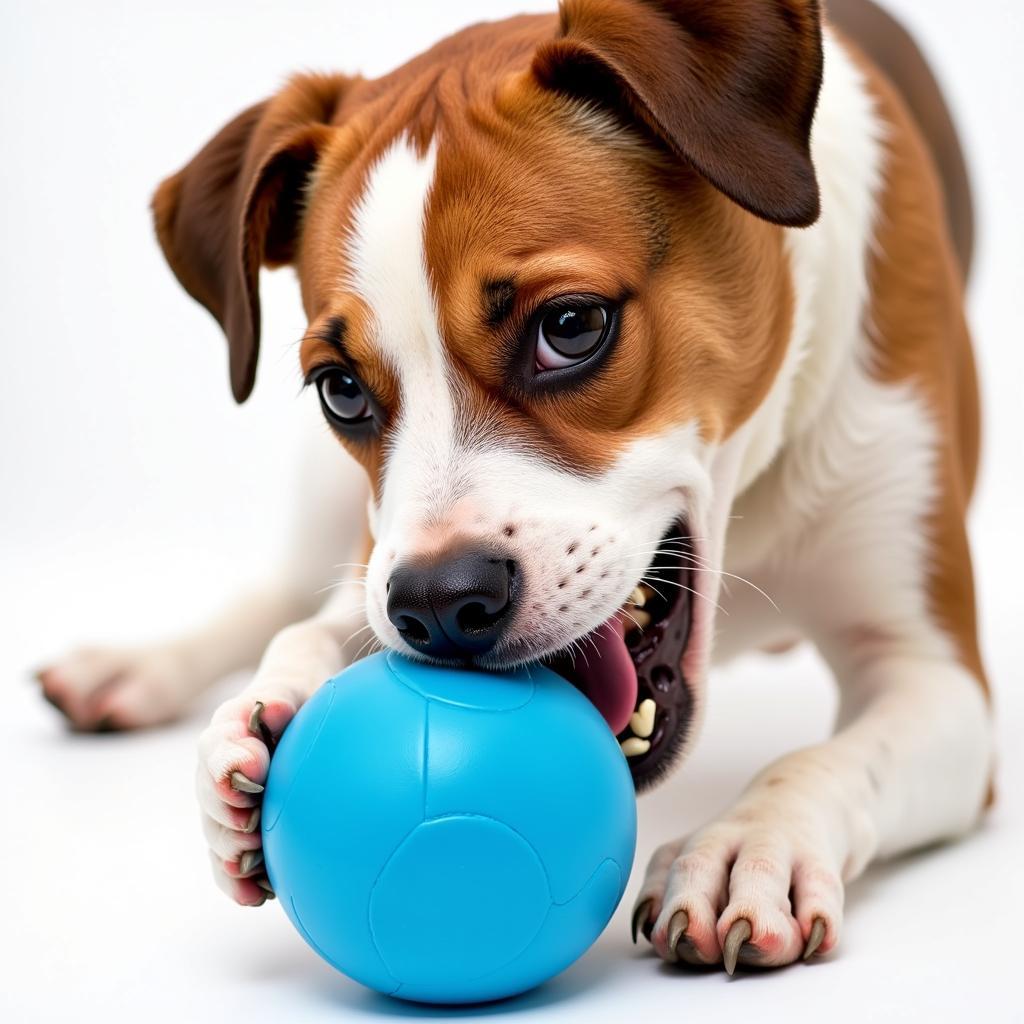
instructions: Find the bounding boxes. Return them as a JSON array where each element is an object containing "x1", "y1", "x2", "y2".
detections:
[{"x1": 386, "y1": 549, "x2": 517, "y2": 659}]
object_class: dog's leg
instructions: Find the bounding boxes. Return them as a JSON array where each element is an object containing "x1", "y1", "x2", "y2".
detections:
[
  {"x1": 34, "y1": 585, "x2": 318, "y2": 731},
  {"x1": 634, "y1": 648, "x2": 991, "y2": 970},
  {"x1": 36, "y1": 436, "x2": 370, "y2": 732},
  {"x1": 189, "y1": 433, "x2": 373, "y2": 901},
  {"x1": 194, "y1": 574, "x2": 370, "y2": 904}
]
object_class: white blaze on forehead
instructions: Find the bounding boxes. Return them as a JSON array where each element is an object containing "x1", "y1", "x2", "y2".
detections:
[
  {"x1": 346, "y1": 138, "x2": 443, "y2": 377},
  {"x1": 344, "y1": 138, "x2": 460, "y2": 531}
]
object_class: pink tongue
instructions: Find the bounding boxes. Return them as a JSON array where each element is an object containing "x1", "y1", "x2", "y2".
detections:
[{"x1": 570, "y1": 616, "x2": 637, "y2": 735}]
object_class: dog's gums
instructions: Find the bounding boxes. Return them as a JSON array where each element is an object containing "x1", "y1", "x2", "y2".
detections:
[{"x1": 546, "y1": 526, "x2": 694, "y2": 791}]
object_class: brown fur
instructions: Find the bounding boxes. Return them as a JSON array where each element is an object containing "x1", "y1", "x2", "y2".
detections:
[
  {"x1": 840, "y1": 39, "x2": 986, "y2": 694},
  {"x1": 152, "y1": 74, "x2": 350, "y2": 401},
  {"x1": 827, "y1": 0, "x2": 975, "y2": 278},
  {"x1": 534, "y1": 0, "x2": 824, "y2": 226}
]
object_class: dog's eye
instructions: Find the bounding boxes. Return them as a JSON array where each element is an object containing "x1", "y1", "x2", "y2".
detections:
[
  {"x1": 536, "y1": 303, "x2": 609, "y2": 370},
  {"x1": 315, "y1": 369, "x2": 371, "y2": 425}
]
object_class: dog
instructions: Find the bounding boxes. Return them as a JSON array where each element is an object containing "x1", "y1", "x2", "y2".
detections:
[{"x1": 37, "y1": 0, "x2": 993, "y2": 973}]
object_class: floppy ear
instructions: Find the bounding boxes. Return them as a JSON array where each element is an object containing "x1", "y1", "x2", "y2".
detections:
[
  {"x1": 152, "y1": 73, "x2": 350, "y2": 402},
  {"x1": 532, "y1": 0, "x2": 824, "y2": 227}
]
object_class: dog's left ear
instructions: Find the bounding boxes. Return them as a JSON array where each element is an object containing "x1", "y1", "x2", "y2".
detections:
[
  {"x1": 532, "y1": 0, "x2": 824, "y2": 227},
  {"x1": 152, "y1": 73, "x2": 352, "y2": 403}
]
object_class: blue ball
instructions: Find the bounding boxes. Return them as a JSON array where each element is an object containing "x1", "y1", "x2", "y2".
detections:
[{"x1": 262, "y1": 651, "x2": 636, "y2": 1004}]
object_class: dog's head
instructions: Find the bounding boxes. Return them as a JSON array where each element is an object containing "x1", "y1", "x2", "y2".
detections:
[{"x1": 153, "y1": 0, "x2": 823, "y2": 788}]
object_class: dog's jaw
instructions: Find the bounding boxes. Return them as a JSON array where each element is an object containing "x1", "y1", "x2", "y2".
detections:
[{"x1": 365, "y1": 509, "x2": 715, "y2": 791}]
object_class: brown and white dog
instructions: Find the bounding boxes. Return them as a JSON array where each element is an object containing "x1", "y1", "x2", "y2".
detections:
[{"x1": 37, "y1": 0, "x2": 993, "y2": 973}]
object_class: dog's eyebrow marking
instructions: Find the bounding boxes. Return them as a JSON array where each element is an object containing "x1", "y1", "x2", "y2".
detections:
[
  {"x1": 307, "y1": 315, "x2": 349, "y2": 359},
  {"x1": 482, "y1": 278, "x2": 517, "y2": 328}
]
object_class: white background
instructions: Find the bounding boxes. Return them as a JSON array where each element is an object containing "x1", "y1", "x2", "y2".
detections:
[{"x1": 2, "y1": 1, "x2": 1022, "y2": 1021}]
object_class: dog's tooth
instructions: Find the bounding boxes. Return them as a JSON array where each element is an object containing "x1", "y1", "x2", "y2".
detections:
[
  {"x1": 620, "y1": 737, "x2": 651, "y2": 758},
  {"x1": 629, "y1": 586, "x2": 647, "y2": 608},
  {"x1": 629, "y1": 698, "x2": 656, "y2": 739},
  {"x1": 630, "y1": 609, "x2": 652, "y2": 630}
]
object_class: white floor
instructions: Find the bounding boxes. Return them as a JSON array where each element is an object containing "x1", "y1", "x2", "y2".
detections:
[
  {"x1": 3, "y1": 523, "x2": 1021, "y2": 1024},
  {"x1": 3, "y1": 1, "x2": 1023, "y2": 1021}
]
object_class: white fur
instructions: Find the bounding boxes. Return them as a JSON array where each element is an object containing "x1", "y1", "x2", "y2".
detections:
[{"x1": 735, "y1": 33, "x2": 884, "y2": 496}]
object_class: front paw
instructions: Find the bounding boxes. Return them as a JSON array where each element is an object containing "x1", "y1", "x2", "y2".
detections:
[
  {"x1": 196, "y1": 695, "x2": 296, "y2": 906},
  {"x1": 35, "y1": 645, "x2": 190, "y2": 731},
  {"x1": 633, "y1": 806, "x2": 843, "y2": 972}
]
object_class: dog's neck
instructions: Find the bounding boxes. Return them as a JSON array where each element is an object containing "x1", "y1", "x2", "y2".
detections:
[{"x1": 731, "y1": 30, "x2": 885, "y2": 502}]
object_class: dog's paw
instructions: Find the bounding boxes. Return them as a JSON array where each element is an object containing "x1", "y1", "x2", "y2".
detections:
[
  {"x1": 632, "y1": 803, "x2": 843, "y2": 972},
  {"x1": 35, "y1": 645, "x2": 192, "y2": 731},
  {"x1": 197, "y1": 695, "x2": 296, "y2": 906}
]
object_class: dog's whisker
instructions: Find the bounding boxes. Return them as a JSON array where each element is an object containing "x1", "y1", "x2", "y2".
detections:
[
  {"x1": 618, "y1": 536, "x2": 710, "y2": 557},
  {"x1": 618, "y1": 607, "x2": 646, "y2": 633},
  {"x1": 353, "y1": 632, "x2": 381, "y2": 663},
  {"x1": 684, "y1": 568, "x2": 777, "y2": 611},
  {"x1": 345, "y1": 623, "x2": 378, "y2": 654},
  {"x1": 613, "y1": 543, "x2": 778, "y2": 611},
  {"x1": 569, "y1": 637, "x2": 592, "y2": 669},
  {"x1": 619, "y1": 540, "x2": 708, "y2": 556},
  {"x1": 580, "y1": 628, "x2": 603, "y2": 660},
  {"x1": 636, "y1": 557, "x2": 776, "y2": 611},
  {"x1": 638, "y1": 575, "x2": 729, "y2": 617},
  {"x1": 314, "y1": 578, "x2": 368, "y2": 597}
]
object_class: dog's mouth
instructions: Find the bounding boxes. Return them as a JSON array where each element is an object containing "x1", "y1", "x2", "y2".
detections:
[{"x1": 543, "y1": 523, "x2": 695, "y2": 791}]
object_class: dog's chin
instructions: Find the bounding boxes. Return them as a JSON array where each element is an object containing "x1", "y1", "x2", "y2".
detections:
[{"x1": 539, "y1": 522, "x2": 697, "y2": 792}]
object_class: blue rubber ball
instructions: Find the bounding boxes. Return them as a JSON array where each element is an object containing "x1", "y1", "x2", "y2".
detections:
[{"x1": 262, "y1": 651, "x2": 636, "y2": 1004}]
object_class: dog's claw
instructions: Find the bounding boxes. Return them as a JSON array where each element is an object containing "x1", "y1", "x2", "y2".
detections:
[
  {"x1": 238, "y1": 850, "x2": 264, "y2": 876},
  {"x1": 243, "y1": 807, "x2": 261, "y2": 834},
  {"x1": 803, "y1": 917, "x2": 826, "y2": 961},
  {"x1": 667, "y1": 909, "x2": 689, "y2": 962},
  {"x1": 723, "y1": 919, "x2": 752, "y2": 976},
  {"x1": 230, "y1": 771, "x2": 264, "y2": 795},
  {"x1": 248, "y1": 700, "x2": 278, "y2": 757},
  {"x1": 631, "y1": 899, "x2": 654, "y2": 944},
  {"x1": 247, "y1": 702, "x2": 264, "y2": 735},
  {"x1": 255, "y1": 876, "x2": 276, "y2": 898},
  {"x1": 248, "y1": 701, "x2": 277, "y2": 753}
]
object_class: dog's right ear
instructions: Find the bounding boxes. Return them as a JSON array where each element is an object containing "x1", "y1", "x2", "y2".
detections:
[
  {"x1": 533, "y1": 0, "x2": 824, "y2": 228},
  {"x1": 152, "y1": 73, "x2": 351, "y2": 403}
]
